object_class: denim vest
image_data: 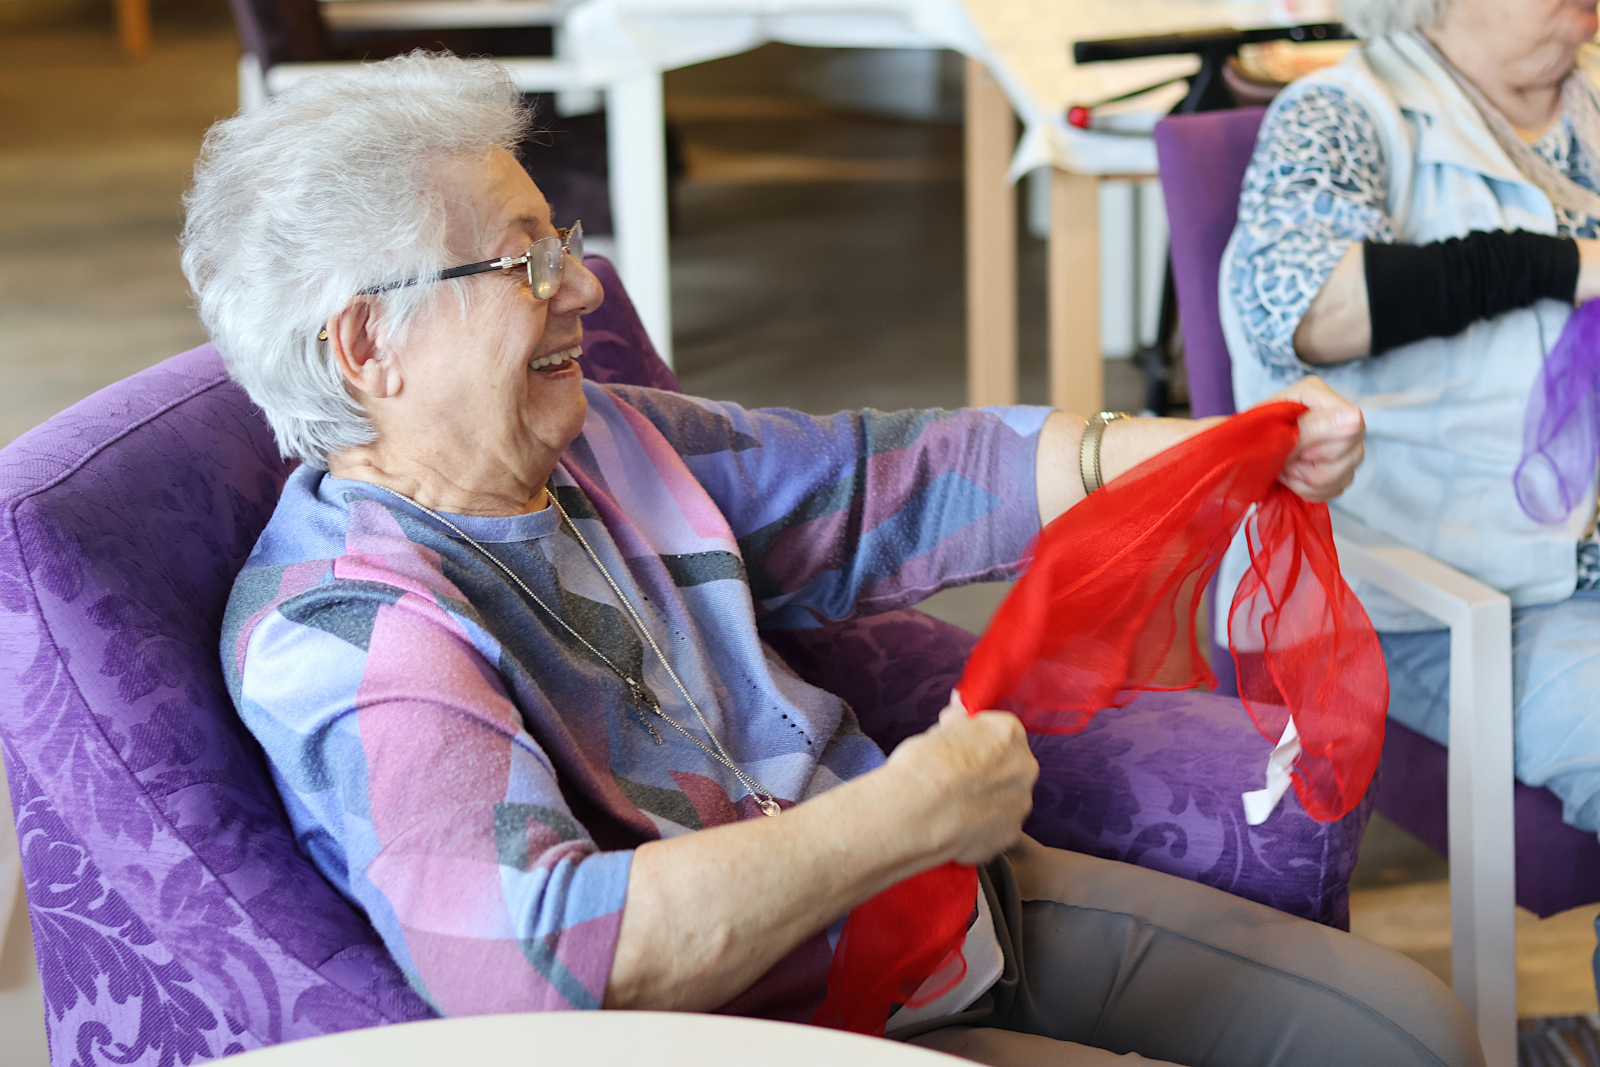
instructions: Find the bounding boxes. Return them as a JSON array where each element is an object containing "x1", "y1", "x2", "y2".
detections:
[{"x1": 1219, "y1": 34, "x2": 1596, "y2": 632}]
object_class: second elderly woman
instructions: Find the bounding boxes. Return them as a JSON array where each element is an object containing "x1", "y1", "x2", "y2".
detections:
[{"x1": 1223, "y1": 0, "x2": 1600, "y2": 844}]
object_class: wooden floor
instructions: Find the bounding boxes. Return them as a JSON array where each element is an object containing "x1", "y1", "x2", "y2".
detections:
[
  {"x1": 0, "y1": 5, "x2": 1595, "y2": 1063},
  {"x1": 1350, "y1": 877, "x2": 1600, "y2": 1019}
]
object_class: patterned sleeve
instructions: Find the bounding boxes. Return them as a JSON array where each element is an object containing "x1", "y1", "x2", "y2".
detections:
[
  {"x1": 233, "y1": 571, "x2": 632, "y2": 1016},
  {"x1": 604, "y1": 386, "x2": 1053, "y2": 629},
  {"x1": 1226, "y1": 83, "x2": 1398, "y2": 374}
]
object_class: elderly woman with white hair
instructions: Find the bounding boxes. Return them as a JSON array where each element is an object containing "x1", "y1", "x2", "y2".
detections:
[
  {"x1": 1223, "y1": 0, "x2": 1600, "y2": 844},
  {"x1": 187, "y1": 52, "x2": 1475, "y2": 1067}
]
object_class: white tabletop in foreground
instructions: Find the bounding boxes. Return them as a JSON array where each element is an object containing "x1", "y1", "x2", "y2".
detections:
[{"x1": 227, "y1": 1011, "x2": 964, "y2": 1067}]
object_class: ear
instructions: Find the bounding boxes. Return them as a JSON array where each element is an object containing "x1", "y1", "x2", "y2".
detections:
[{"x1": 326, "y1": 299, "x2": 402, "y2": 401}]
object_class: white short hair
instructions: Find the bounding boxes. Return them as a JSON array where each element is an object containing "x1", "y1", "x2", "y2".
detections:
[
  {"x1": 181, "y1": 52, "x2": 532, "y2": 468},
  {"x1": 1339, "y1": 0, "x2": 1448, "y2": 38}
]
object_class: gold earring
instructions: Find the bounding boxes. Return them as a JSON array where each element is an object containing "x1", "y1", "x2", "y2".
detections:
[{"x1": 318, "y1": 328, "x2": 329, "y2": 341}]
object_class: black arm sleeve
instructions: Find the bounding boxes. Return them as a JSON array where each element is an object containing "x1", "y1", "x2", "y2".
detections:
[{"x1": 1364, "y1": 230, "x2": 1579, "y2": 355}]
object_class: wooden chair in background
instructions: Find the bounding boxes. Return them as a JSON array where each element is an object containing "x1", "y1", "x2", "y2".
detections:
[{"x1": 113, "y1": 0, "x2": 151, "y2": 61}]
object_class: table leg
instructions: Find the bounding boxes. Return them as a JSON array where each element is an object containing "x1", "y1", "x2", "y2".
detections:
[
  {"x1": 964, "y1": 58, "x2": 1016, "y2": 408},
  {"x1": 1048, "y1": 168, "x2": 1102, "y2": 415},
  {"x1": 606, "y1": 72, "x2": 674, "y2": 367},
  {"x1": 114, "y1": 0, "x2": 151, "y2": 61}
]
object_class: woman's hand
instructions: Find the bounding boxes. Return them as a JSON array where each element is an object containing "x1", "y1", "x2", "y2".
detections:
[
  {"x1": 882, "y1": 697, "x2": 1038, "y2": 866},
  {"x1": 1260, "y1": 376, "x2": 1365, "y2": 502},
  {"x1": 1576, "y1": 239, "x2": 1600, "y2": 304}
]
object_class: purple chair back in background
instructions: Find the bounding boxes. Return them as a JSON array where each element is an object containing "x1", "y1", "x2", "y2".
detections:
[
  {"x1": 1155, "y1": 107, "x2": 1264, "y2": 422},
  {"x1": 1154, "y1": 107, "x2": 1600, "y2": 917},
  {"x1": 0, "y1": 253, "x2": 1378, "y2": 1065}
]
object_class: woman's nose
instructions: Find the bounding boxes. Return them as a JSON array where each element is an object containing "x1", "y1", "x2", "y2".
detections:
[{"x1": 553, "y1": 256, "x2": 604, "y2": 318}]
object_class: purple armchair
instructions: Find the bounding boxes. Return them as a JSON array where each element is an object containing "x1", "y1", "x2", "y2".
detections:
[
  {"x1": 2, "y1": 256, "x2": 1370, "y2": 1065},
  {"x1": 1154, "y1": 107, "x2": 1600, "y2": 918}
]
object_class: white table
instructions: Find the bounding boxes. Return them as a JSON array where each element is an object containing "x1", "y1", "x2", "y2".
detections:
[
  {"x1": 559, "y1": 0, "x2": 1298, "y2": 411},
  {"x1": 228, "y1": 1010, "x2": 964, "y2": 1066}
]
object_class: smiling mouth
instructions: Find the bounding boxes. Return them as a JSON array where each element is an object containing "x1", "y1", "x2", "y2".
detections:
[{"x1": 530, "y1": 346, "x2": 583, "y2": 371}]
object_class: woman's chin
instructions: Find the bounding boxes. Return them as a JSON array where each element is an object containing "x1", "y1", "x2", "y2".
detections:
[{"x1": 524, "y1": 377, "x2": 589, "y2": 448}]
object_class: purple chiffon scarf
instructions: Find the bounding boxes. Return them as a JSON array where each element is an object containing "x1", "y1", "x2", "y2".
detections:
[{"x1": 1514, "y1": 299, "x2": 1600, "y2": 525}]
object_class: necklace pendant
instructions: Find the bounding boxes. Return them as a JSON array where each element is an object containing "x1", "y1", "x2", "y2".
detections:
[
  {"x1": 626, "y1": 678, "x2": 659, "y2": 711},
  {"x1": 636, "y1": 713, "x2": 662, "y2": 748},
  {"x1": 635, "y1": 707, "x2": 664, "y2": 744},
  {"x1": 757, "y1": 798, "x2": 782, "y2": 817},
  {"x1": 625, "y1": 679, "x2": 664, "y2": 743}
]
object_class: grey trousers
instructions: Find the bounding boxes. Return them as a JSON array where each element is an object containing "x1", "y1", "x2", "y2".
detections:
[{"x1": 893, "y1": 838, "x2": 1485, "y2": 1067}]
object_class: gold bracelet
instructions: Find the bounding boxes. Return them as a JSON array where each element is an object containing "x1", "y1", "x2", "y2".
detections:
[{"x1": 1079, "y1": 411, "x2": 1131, "y2": 495}]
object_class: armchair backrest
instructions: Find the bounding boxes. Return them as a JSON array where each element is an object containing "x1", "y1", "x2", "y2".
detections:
[
  {"x1": 0, "y1": 347, "x2": 433, "y2": 1064},
  {"x1": 0, "y1": 256, "x2": 673, "y2": 1064},
  {"x1": 578, "y1": 256, "x2": 683, "y2": 392},
  {"x1": 1153, "y1": 107, "x2": 1267, "y2": 419}
]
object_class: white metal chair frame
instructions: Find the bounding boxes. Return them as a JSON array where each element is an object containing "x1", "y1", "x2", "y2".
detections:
[{"x1": 1329, "y1": 507, "x2": 1516, "y2": 1067}]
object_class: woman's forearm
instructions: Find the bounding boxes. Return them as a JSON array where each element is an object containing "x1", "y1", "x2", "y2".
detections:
[
  {"x1": 1034, "y1": 377, "x2": 1363, "y2": 524},
  {"x1": 604, "y1": 769, "x2": 936, "y2": 1011},
  {"x1": 1298, "y1": 233, "x2": 1591, "y2": 365},
  {"x1": 1035, "y1": 410, "x2": 1224, "y2": 526},
  {"x1": 604, "y1": 707, "x2": 1038, "y2": 1012}
]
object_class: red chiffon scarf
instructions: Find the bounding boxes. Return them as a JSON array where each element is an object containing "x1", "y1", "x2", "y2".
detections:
[{"x1": 812, "y1": 401, "x2": 1387, "y2": 1035}]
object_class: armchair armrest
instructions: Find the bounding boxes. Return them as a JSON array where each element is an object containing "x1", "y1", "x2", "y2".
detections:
[{"x1": 1329, "y1": 506, "x2": 1516, "y2": 1067}]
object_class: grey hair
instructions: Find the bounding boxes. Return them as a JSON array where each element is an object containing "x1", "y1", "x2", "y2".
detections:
[
  {"x1": 181, "y1": 52, "x2": 533, "y2": 468},
  {"x1": 1339, "y1": 0, "x2": 1448, "y2": 38}
]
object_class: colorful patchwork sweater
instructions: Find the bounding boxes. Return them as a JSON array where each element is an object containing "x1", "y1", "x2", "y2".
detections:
[{"x1": 222, "y1": 382, "x2": 1049, "y2": 1020}]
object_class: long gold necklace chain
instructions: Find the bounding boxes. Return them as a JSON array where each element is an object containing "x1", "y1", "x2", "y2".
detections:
[{"x1": 369, "y1": 482, "x2": 783, "y2": 817}]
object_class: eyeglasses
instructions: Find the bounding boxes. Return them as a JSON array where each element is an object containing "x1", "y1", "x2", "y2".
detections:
[{"x1": 357, "y1": 220, "x2": 584, "y2": 300}]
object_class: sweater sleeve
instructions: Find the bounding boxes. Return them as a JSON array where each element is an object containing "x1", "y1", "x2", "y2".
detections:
[
  {"x1": 1225, "y1": 83, "x2": 1398, "y2": 377},
  {"x1": 604, "y1": 386, "x2": 1052, "y2": 629},
  {"x1": 234, "y1": 574, "x2": 632, "y2": 1016}
]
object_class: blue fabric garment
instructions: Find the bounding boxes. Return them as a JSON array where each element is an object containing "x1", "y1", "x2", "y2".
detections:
[
  {"x1": 1379, "y1": 587, "x2": 1600, "y2": 838},
  {"x1": 1228, "y1": 79, "x2": 1600, "y2": 588},
  {"x1": 1229, "y1": 87, "x2": 1598, "y2": 381},
  {"x1": 1226, "y1": 84, "x2": 1396, "y2": 378},
  {"x1": 222, "y1": 380, "x2": 1047, "y2": 1020}
]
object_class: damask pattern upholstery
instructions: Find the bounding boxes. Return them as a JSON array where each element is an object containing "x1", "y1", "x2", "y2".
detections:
[
  {"x1": 767, "y1": 615, "x2": 1372, "y2": 930},
  {"x1": 0, "y1": 348, "x2": 437, "y2": 1065},
  {"x1": 571, "y1": 256, "x2": 684, "y2": 392},
  {"x1": 0, "y1": 256, "x2": 1369, "y2": 1065}
]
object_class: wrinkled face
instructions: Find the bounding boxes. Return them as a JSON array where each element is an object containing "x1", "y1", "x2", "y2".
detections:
[
  {"x1": 1534, "y1": 0, "x2": 1599, "y2": 47},
  {"x1": 1451, "y1": 0, "x2": 1599, "y2": 54},
  {"x1": 388, "y1": 146, "x2": 603, "y2": 468}
]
